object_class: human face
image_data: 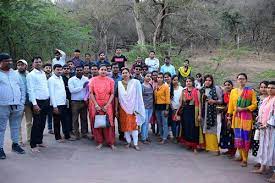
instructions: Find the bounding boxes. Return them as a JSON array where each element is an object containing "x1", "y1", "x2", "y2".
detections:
[
  {"x1": 83, "y1": 66, "x2": 90, "y2": 74},
  {"x1": 144, "y1": 73, "x2": 151, "y2": 82},
  {"x1": 107, "y1": 66, "x2": 112, "y2": 72},
  {"x1": 186, "y1": 78, "x2": 193, "y2": 87},
  {"x1": 184, "y1": 61, "x2": 189, "y2": 67},
  {"x1": 135, "y1": 67, "x2": 141, "y2": 75},
  {"x1": 32, "y1": 58, "x2": 43, "y2": 70},
  {"x1": 165, "y1": 58, "x2": 170, "y2": 65},
  {"x1": 85, "y1": 54, "x2": 91, "y2": 61},
  {"x1": 74, "y1": 51, "x2": 80, "y2": 58},
  {"x1": 55, "y1": 53, "x2": 61, "y2": 60},
  {"x1": 152, "y1": 72, "x2": 158, "y2": 81},
  {"x1": 54, "y1": 67, "x2": 63, "y2": 77},
  {"x1": 0, "y1": 58, "x2": 13, "y2": 71},
  {"x1": 204, "y1": 77, "x2": 213, "y2": 87},
  {"x1": 267, "y1": 84, "x2": 275, "y2": 96},
  {"x1": 116, "y1": 49, "x2": 122, "y2": 55},
  {"x1": 164, "y1": 74, "x2": 171, "y2": 84},
  {"x1": 43, "y1": 66, "x2": 52, "y2": 74},
  {"x1": 98, "y1": 66, "x2": 107, "y2": 77},
  {"x1": 99, "y1": 53, "x2": 105, "y2": 61},
  {"x1": 91, "y1": 66, "x2": 98, "y2": 76},
  {"x1": 157, "y1": 74, "x2": 164, "y2": 84},
  {"x1": 122, "y1": 69, "x2": 130, "y2": 80},
  {"x1": 149, "y1": 52, "x2": 155, "y2": 59},
  {"x1": 112, "y1": 65, "x2": 119, "y2": 74},
  {"x1": 75, "y1": 67, "x2": 83, "y2": 78},
  {"x1": 16, "y1": 62, "x2": 27, "y2": 73},
  {"x1": 224, "y1": 82, "x2": 233, "y2": 93},
  {"x1": 68, "y1": 62, "x2": 74, "y2": 69},
  {"x1": 237, "y1": 75, "x2": 247, "y2": 87},
  {"x1": 172, "y1": 76, "x2": 179, "y2": 86},
  {"x1": 259, "y1": 83, "x2": 268, "y2": 95},
  {"x1": 62, "y1": 67, "x2": 70, "y2": 75}
]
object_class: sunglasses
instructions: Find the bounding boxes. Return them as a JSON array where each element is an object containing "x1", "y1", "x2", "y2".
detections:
[{"x1": 63, "y1": 68, "x2": 70, "y2": 70}]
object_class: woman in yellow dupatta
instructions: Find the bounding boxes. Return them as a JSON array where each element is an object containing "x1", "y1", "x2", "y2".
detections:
[{"x1": 227, "y1": 73, "x2": 257, "y2": 167}]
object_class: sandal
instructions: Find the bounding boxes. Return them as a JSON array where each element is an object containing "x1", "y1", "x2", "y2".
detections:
[
  {"x1": 240, "y1": 161, "x2": 247, "y2": 167},
  {"x1": 96, "y1": 144, "x2": 103, "y2": 150}
]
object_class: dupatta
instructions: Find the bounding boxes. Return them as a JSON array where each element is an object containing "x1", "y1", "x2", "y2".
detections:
[
  {"x1": 118, "y1": 79, "x2": 145, "y2": 126},
  {"x1": 178, "y1": 66, "x2": 191, "y2": 78}
]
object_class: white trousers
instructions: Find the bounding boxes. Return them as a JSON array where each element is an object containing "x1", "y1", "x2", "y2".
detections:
[{"x1": 124, "y1": 130, "x2": 139, "y2": 146}]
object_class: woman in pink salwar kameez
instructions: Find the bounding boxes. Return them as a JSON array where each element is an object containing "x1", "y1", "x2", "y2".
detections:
[{"x1": 89, "y1": 64, "x2": 116, "y2": 150}]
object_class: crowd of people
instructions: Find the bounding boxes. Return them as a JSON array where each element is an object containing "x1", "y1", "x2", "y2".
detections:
[{"x1": 0, "y1": 48, "x2": 274, "y2": 182}]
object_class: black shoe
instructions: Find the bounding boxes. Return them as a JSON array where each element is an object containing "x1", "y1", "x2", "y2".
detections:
[
  {"x1": 0, "y1": 148, "x2": 6, "y2": 159},
  {"x1": 12, "y1": 143, "x2": 25, "y2": 154}
]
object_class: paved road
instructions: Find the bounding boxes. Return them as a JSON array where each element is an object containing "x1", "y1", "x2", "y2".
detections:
[{"x1": 0, "y1": 121, "x2": 269, "y2": 183}]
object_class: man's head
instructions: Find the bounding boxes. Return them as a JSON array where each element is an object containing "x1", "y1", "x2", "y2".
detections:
[
  {"x1": 134, "y1": 65, "x2": 142, "y2": 75},
  {"x1": 62, "y1": 64, "x2": 70, "y2": 75},
  {"x1": 184, "y1": 59, "x2": 190, "y2": 67},
  {"x1": 98, "y1": 52, "x2": 105, "y2": 61},
  {"x1": 53, "y1": 64, "x2": 63, "y2": 77},
  {"x1": 74, "y1": 49, "x2": 81, "y2": 58},
  {"x1": 75, "y1": 65, "x2": 83, "y2": 78},
  {"x1": 16, "y1": 59, "x2": 28, "y2": 73},
  {"x1": 0, "y1": 53, "x2": 12, "y2": 71},
  {"x1": 83, "y1": 64, "x2": 90, "y2": 75},
  {"x1": 111, "y1": 63, "x2": 119, "y2": 74},
  {"x1": 90, "y1": 64, "x2": 98, "y2": 77},
  {"x1": 135, "y1": 57, "x2": 143, "y2": 65},
  {"x1": 85, "y1": 53, "x2": 91, "y2": 62},
  {"x1": 43, "y1": 63, "x2": 52, "y2": 74},
  {"x1": 164, "y1": 56, "x2": 171, "y2": 65},
  {"x1": 115, "y1": 48, "x2": 122, "y2": 55},
  {"x1": 67, "y1": 60, "x2": 74, "y2": 69},
  {"x1": 32, "y1": 56, "x2": 43, "y2": 70},
  {"x1": 55, "y1": 50, "x2": 61, "y2": 60},
  {"x1": 149, "y1": 51, "x2": 155, "y2": 59}
]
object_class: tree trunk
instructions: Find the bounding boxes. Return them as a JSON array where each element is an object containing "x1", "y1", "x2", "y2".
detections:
[{"x1": 133, "y1": 0, "x2": 145, "y2": 45}]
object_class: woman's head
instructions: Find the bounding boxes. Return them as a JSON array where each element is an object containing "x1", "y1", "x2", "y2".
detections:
[
  {"x1": 144, "y1": 72, "x2": 151, "y2": 82},
  {"x1": 224, "y1": 80, "x2": 233, "y2": 93},
  {"x1": 267, "y1": 81, "x2": 275, "y2": 96},
  {"x1": 151, "y1": 71, "x2": 158, "y2": 81},
  {"x1": 259, "y1": 81, "x2": 268, "y2": 95},
  {"x1": 98, "y1": 64, "x2": 107, "y2": 77},
  {"x1": 186, "y1": 76, "x2": 195, "y2": 87},
  {"x1": 121, "y1": 68, "x2": 130, "y2": 80},
  {"x1": 204, "y1": 74, "x2": 214, "y2": 88},
  {"x1": 236, "y1": 73, "x2": 247, "y2": 87},
  {"x1": 172, "y1": 75, "x2": 179, "y2": 86},
  {"x1": 164, "y1": 72, "x2": 171, "y2": 84},
  {"x1": 157, "y1": 72, "x2": 164, "y2": 84}
]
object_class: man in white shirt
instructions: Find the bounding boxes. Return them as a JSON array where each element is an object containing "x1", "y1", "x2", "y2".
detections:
[
  {"x1": 52, "y1": 49, "x2": 66, "y2": 67},
  {"x1": 68, "y1": 65, "x2": 89, "y2": 139},
  {"x1": 145, "y1": 50, "x2": 159, "y2": 72},
  {"x1": 48, "y1": 64, "x2": 71, "y2": 142},
  {"x1": 26, "y1": 56, "x2": 50, "y2": 153}
]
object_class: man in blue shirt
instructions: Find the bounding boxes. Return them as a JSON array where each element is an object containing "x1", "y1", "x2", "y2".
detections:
[
  {"x1": 96, "y1": 52, "x2": 110, "y2": 67},
  {"x1": 0, "y1": 53, "x2": 26, "y2": 159},
  {"x1": 160, "y1": 56, "x2": 176, "y2": 76}
]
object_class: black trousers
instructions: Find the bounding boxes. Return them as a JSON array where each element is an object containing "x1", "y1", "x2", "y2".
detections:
[
  {"x1": 53, "y1": 105, "x2": 70, "y2": 140},
  {"x1": 30, "y1": 99, "x2": 50, "y2": 148}
]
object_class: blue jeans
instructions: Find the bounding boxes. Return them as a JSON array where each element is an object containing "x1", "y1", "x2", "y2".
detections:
[
  {"x1": 47, "y1": 107, "x2": 53, "y2": 130},
  {"x1": 0, "y1": 105, "x2": 24, "y2": 148},
  {"x1": 141, "y1": 109, "x2": 153, "y2": 141},
  {"x1": 155, "y1": 110, "x2": 169, "y2": 140},
  {"x1": 171, "y1": 121, "x2": 180, "y2": 138}
]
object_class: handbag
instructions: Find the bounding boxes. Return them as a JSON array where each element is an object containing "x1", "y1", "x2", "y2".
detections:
[{"x1": 94, "y1": 112, "x2": 111, "y2": 128}]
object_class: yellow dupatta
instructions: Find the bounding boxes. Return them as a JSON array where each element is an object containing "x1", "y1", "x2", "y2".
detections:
[{"x1": 178, "y1": 66, "x2": 191, "y2": 78}]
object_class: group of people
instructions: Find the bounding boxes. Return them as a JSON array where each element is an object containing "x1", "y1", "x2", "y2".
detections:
[{"x1": 0, "y1": 48, "x2": 274, "y2": 182}]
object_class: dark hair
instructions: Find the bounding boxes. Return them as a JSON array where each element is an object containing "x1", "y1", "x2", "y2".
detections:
[
  {"x1": 98, "y1": 64, "x2": 107, "y2": 69},
  {"x1": 62, "y1": 64, "x2": 69, "y2": 68},
  {"x1": 121, "y1": 67, "x2": 130, "y2": 73},
  {"x1": 53, "y1": 64, "x2": 62, "y2": 70},
  {"x1": 43, "y1": 63, "x2": 52, "y2": 68},
  {"x1": 164, "y1": 72, "x2": 171, "y2": 77},
  {"x1": 196, "y1": 73, "x2": 202, "y2": 78},
  {"x1": 224, "y1": 80, "x2": 233, "y2": 86},
  {"x1": 184, "y1": 59, "x2": 190, "y2": 64},
  {"x1": 134, "y1": 65, "x2": 142, "y2": 69},
  {"x1": 75, "y1": 65, "x2": 83, "y2": 69},
  {"x1": 66, "y1": 60, "x2": 73, "y2": 64},
  {"x1": 85, "y1": 53, "x2": 91, "y2": 56},
  {"x1": 74, "y1": 49, "x2": 80, "y2": 53},
  {"x1": 98, "y1": 51, "x2": 105, "y2": 56},
  {"x1": 158, "y1": 72, "x2": 164, "y2": 77},
  {"x1": 90, "y1": 64, "x2": 98, "y2": 68},
  {"x1": 259, "y1": 81, "x2": 269, "y2": 88},
  {"x1": 32, "y1": 56, "x2": 42, "y2": 63},
  {"x1": 165, "y1": 56, "x2": 171, "y2": 60},
  {"x1": 111, "y1": 62, "x2": 119, "y2": 68},
  {"x1": 151, "y1": 70, "x2": 158, "y2": 75},
  {"x1": 186, "y1": 76, "x2": 195, "y2": 86},
  {"x1": 115, "y1": 47, "x2": 122, "y2": 50},
  {"x1": 268, "y1": 81, "x2": 275, "y2": 85},
  {"x1": 204, "y1": 74, "x2": 214, "y2": 87},
  {"x1": 142, "y1": 65, "x2": 148, "y2": 69},
  {"x1": 149, "y1": 50, "x2": 155, "y2": 54},
  {"x1": 83, "y1": 64, "x2": 90, "y2": 68},
  {"x1": 237, "y1": 73, "x2": 248, "y2": 80},
  {"x1": 170, "y1": 75, "x2": 180, "y2": 99},
  {"x1": 55, "y1": 50, "x2": 61, "y2": 55},
  {"x1": 144, "y1": 71, "x2": 151, "y2": 76}
]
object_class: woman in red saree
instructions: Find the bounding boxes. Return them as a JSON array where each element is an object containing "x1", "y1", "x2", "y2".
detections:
[{"x1": 89, "y1": 64, "x2": 116, "y2": 150}]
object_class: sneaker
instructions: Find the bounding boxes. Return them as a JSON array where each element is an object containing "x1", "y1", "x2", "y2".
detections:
[
  {"x1": 12, "y1": 143, "x2": 25, "y2": 154},
  {"x1": 0, "y1": 148, "x2": 6, "y2": 159}
]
